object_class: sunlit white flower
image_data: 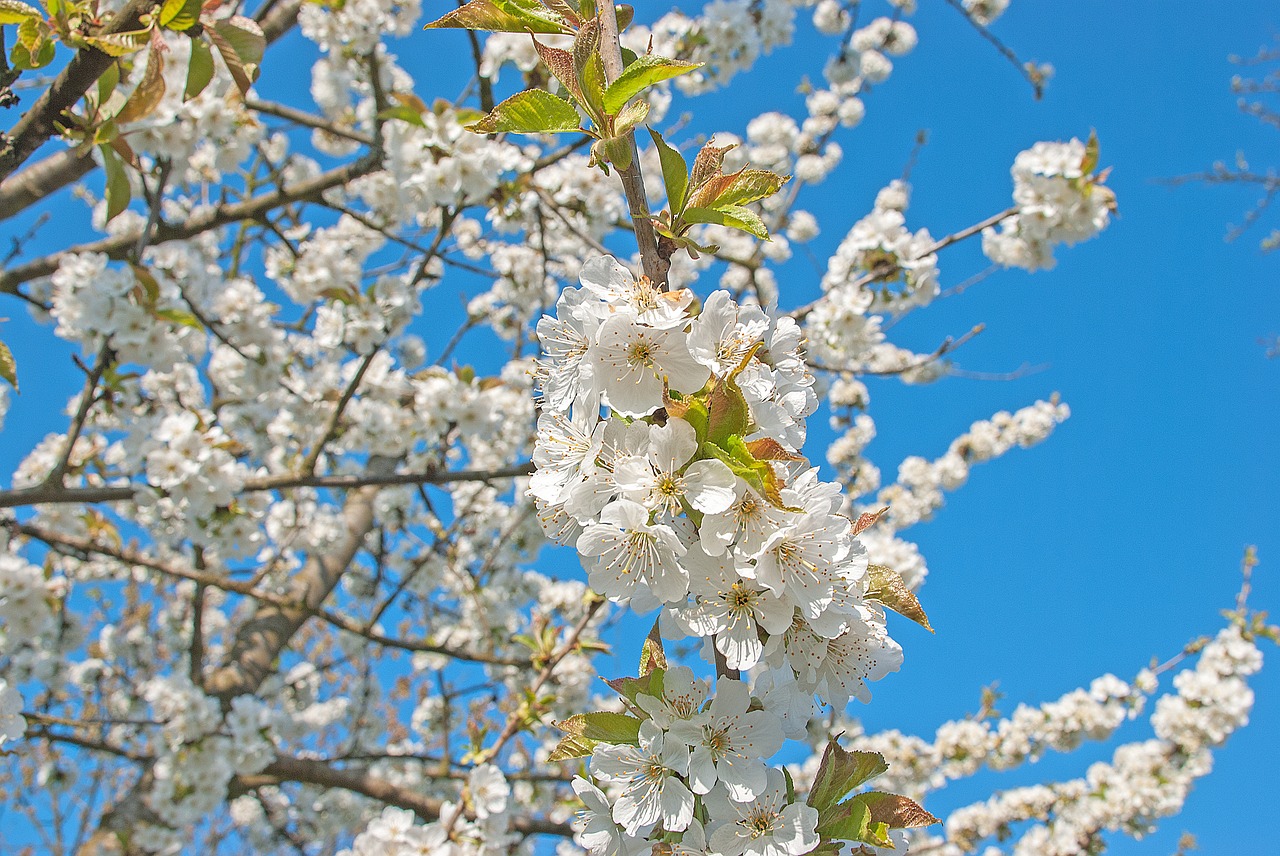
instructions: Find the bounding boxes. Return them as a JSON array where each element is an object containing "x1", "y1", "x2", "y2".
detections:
[
  {"x1": 675, "y1": 545, "x2": 792, "y2": 670},
  {"x1": 590, "y1": 315, "x2": 710, "y2": 417},
  {"x1": 578, "y1": 499, "x2": 689, "y2": 604},
  {"x1": 591, "y1": 721, "x2": 694, "y2": 835},
  {"x1": 580, "y1": 255, "x2": 695, "y2": 328},
  {"x1": 752, "y1": 512, "x2": 849, "y2": 620},
  {"x1": 635, "y1": 664, "x2": 710, "y2": 729},
  {"x1": 705, "y1": 769, "x2": 819, "y2": 856},
  {"x1": 468, "y1": 763, "x2": 510, "y2": 819},
  {"x1": 614, "y1": 418, "x2": 735, "y2": 517},
  {"x1": 698, "y1": 481, "x2": 786, "y2": 557},
  {"x1": 688, "y1": 289, "x2": 769, "y2": 375},
  {"x1": 668, "y1": 679, "x2": 783, "y2": 801}
]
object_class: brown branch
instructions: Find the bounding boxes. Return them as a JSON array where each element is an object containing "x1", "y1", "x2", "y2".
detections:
[
  {"x1": 790, "y1": 207, "x2": 1017, "y2": 321},
  {"x1": 0, "y1": 461, "x2": 532, "y2": 509},
  {"x1": 1, "y1": 155, "x2": 382, "y2": 292},
  {"x1": 596, "y1": 0, "x2": 668, "y2": 287},
  {"x1": 16, "y1": 520, "x2": 533, "y2": 668},
  {"x1": 0, "y1": 0, "x2": 305, "y2": 223},
  {"x1": 0, "y1": 0, "x2": 151, "y2": 183},
  {"x1": 239, "y1": 756, "x2": 572, "y2": 837}
]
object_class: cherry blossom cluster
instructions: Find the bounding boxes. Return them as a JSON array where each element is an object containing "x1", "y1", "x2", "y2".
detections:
[
  {"x1": 337, "y1": 766, "x2": 514, "y2": 856},
  {"x1": 983, "y1": 138, "x2": 1116, "y2": 271},
  {"x1": 942, "y1": 628, "x2": 1261, "y2": 855},
  {"x1": 531, "y1": 256, "x2": 902, "y2": 705},
  {"x1": 571, "y1": 666, "x2": 819, "y2": 856},
  {"x1": 794, "y1": 622, "x2": 1264, "y2": 856}
]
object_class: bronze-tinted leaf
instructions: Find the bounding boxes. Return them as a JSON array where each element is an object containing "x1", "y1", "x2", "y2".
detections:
[
  {"x1": 867, "y1": 564, "x2": 933, "y2": 633},
  {"x1": 851, "y1": 506, "x2": 889, "y2": 537},
  {"x1": 857, "y1": 792, "x2": 941, "y2": 829}
]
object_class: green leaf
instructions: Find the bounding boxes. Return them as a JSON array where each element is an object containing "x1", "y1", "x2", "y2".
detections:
[
  {"x1": 423, "y1": 0, "x2": 572, "y2": 34},
  {"x1": 81, "y1": 27, "x2": 152, "y2": 57},
  {"x1": 806, "y1": 741, "x2": 888, "y2": 812},
  {"x1": 711, "y1": 168, "x2": 789, "y2": 208},
  {"x1": 851, "y1": 506, "x2": 889, "y2": 537},
  {"x1": 689, "y1": 138, "x2": 735, "y2": 191},
  {"x1": 602, "y1": 54, "x2": 701, "y2": 114},
  {"x1": 377, "y1": 104, "x2": 428, "y2": 128},
  {"x1": 129, "y1": 263, "x2": 161, "y2": 308},
  {"x1": 209, "y1": 16, "x2": 265, "y2": 95},
  {"x1": 682, "y1": 204, "x2": 770, "y2": 240},
  {"x1": 184, "y1": 37, "x2": 215, "y2": 101},
  {"x1": 99, "y1": 143, "x2": 130, "y2": 223},
  {"x1": 154, "y1": 308, "x2": 202, "y2": 329},
  {"x1": 647, "y1": 127, "x2": 688, "y2": 214},
  {"x1": 612, "y1": 98, "x2": 649, "y2": 137},
  {"x1": 1081, "y1": 128, "x2": 1100, "y2": 175},
  {"x1": 0, "y1": 0, "x2": 40, "y2": 25},
  {"x1": 0, "y1": 340, "x2": 18, "y2": 392},
  {"x1": 115, "y1": 47, "x2": 166, "y2": 125},
  {"x1": 816, "y1": 797, "x2": 875, "y2": 845},
  {"x1": 10, "y1": 16, "x2": 54, "y2": 69},
  {"x1": 556, "y1": 711, "x2": 643, "y2": 744},
  {"x1": 96, "y1": 61, "x2": 120, "y2": 113},
  {"x1": 158, "y1": 0, "x2": 202, "y2": 30},
  {"x1": 866, "y1": 564, "x2": 934, "y2": 633},
  {"x1": 854, "y1": 792, "x2": 941, "y2": 830},
  {"x1": 466, "y1": 88, "x2": 582, "y2": 135},
  {"x1": 579, "y1": 50, "x2": 609, "y2": 123},
  {"x1": 639, "y1": 617, "x2": 666, "y2": 675},
  {"x1": 547, "y1": 732, "x2": 598, "y2": 761},
  {"x1": 600, "y1": 134, "x2": 632, "y2": 170}
]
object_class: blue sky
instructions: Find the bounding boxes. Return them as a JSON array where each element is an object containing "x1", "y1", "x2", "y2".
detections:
[{"x1": 1, "y1": 0, "x2": 1277, "y2": 853}]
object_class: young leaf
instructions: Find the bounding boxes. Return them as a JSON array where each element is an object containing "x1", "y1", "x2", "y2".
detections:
[
  {"x1": 0, "y1": 0, "x2": 40, "y2": 25},
  {"x1": 712, "y1": 168, "x2": 790, "y2": 208},
  {"x1": 612, "y1": 98, "x2": 649, "y2": 137},
  {"x1": 647, "y1": 127, "x2": 688, "y2": 214},
  {"x1": 82, "y1": 27, "x2": 152, "y2": 57},
  {"x1": 682, "y1": 204, "x2": 770, "y2": 240},
  {"x1": 10, "y1": 16, "x2": 54, "y2": 70},
  {"x1": 600, "y1": 134, "x2": 632, "y2": 170},
  {"x1": 423, "y1": 0, "x2": 572, "y2": 34},
  {"x1": 601, "y1": 54, "x2": 701, "y2": 114},
  {"x1": 547, "y1": 732, "x2": 597, "y2": 761},
  {"x1": 1081, "y1": 129, "x2": 1100, "y2": 175},
  {"x1": 185, "y1": 38, "x2": 215, "y2": 101},
  {"x1": 639, "y1": 617, "x2": 666, "y2": 675},
  {"x1": 866, "y1": 564, "x2": 934, "y2": 632},
  {"x1": 115, "y1": 47, "x2": 166, "y2": 125},
  {"x1": 377, "y1": 105, "x2": 428, "y2": 128},
  {"x1": 533, "y1": 38, "x2": 584, "y2": 105},
  {"x1": 0, "y1": 340, "x2": 18, "y2": 392},
  {"x1": 851, "y1": 506, "x2": 889, "y2": 537},
  {"x1": 744, "y1": 437, "x2": 805, "y2": 463},
  {"x1": 571, "y1": 13, "x2": 600, "y2": 79},
  {"x1": 210, "y1": 16, "x2": 265, "y2": 95},
  {"x1": 99, "y1": 142, "x2": 130, "y2": 223},
  {"x1": 853, "y1": 792, "x2": 941, "y2": 829},
  {"x1": 467, "y1": 88, "x2": 582, "y2": 135},
  {"x1": 556, "y1": 711, "x2": 643, "y2": 744},
  {"x1": 158, "y1": 0, "x2": 202, "y2": 31},
  {"x1": 154, "y1": 308, "x2": 202, "y2": 329},
  {"x1": 806, "y1": 740, "x2": 888, "y2": 812},
  {"x1": 689, "y1": 139, "x2": 735, "y2": 191}
]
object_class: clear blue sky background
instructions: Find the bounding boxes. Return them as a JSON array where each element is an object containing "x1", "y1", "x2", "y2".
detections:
[{"x1": 1, "y1": 1, "x2": 1277, "y2": 853}]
